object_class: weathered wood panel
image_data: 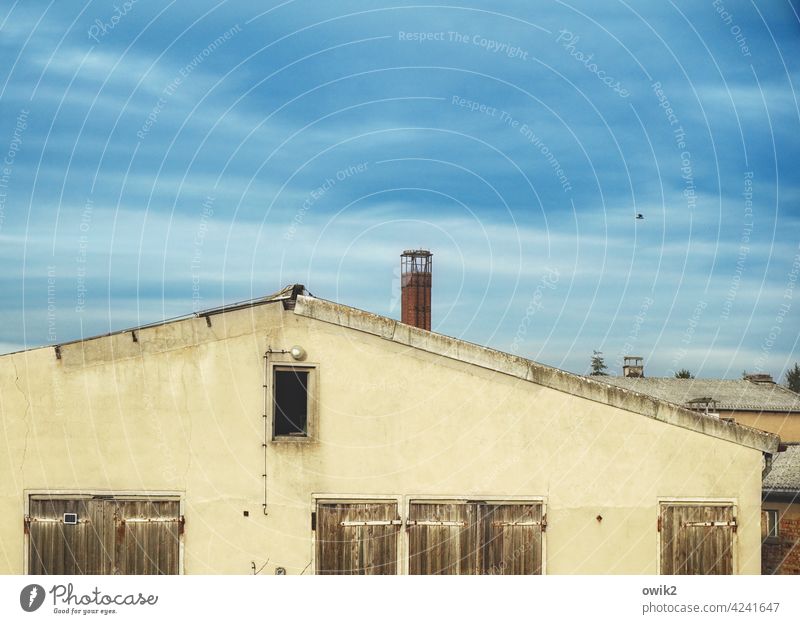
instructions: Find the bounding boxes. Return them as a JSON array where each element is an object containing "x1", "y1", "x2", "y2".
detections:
[
  {"x1": 480, "y1": 503, "x2": 543, "y2": 575},
  {"x1": 28, "y1": 498, "x2": 110, "y2": 574},
  {"x1": 660, "y1": 504, "x2": 734, "y2": 575},
  {"x1": 316, "y1": 502, "x2": 399, "y2": 575},
  {"x1": 28, "y1": 497, "x2": 180, "y2": 575},
  {"x1": 408, "y1": 502, "x2": 479, "y2": 575},
  {"x1": 114, "y1": 500, "x2": 181, "y2": 575},
  {"x1": 408, "y1": 502, "x2": 543, "y2": 575}
]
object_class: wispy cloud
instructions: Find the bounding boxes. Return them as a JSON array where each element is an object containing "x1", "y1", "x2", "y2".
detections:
[{"x1": 1, "y1": 0, "x2": 798, "y2": 381}]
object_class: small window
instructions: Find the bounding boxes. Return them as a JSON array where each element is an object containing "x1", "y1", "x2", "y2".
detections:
[
  {"x1": 273, "y1": 367, "x2": 314, "y2": 438},
  {"x1": 764, "y1": 509, "x2": 779, "y2": 539}
]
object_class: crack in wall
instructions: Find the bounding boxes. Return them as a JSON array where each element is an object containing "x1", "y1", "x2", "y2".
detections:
[
  {"x1": 182, "y1": 359, "x2": 194, "y2": 484},
  {"x1": 11, "y1": 358, "x2": 31, "y2": 473}
]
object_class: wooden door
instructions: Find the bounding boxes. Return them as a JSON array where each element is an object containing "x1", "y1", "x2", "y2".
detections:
[
  {"x1": 316, "y1": 502, "x2": 400, "y2": 574},
  {"x1": 28, "y1": 498, "x2": 112, "y2": 574},
  {"x1": 408, "y1": 501, "x2": 543, "y2": 575},
  {"x1": 27, "y1": 496, "x2": 181, "y2": 575},
  {"x1": 113, "y1": 500, "x2": 182, "y2": 575},
  {"x1": 408, "y1": 502, "x2": 480, "y2": 574},
  {"x1": 659, "y1": 504, "x2": 735, "y2": 575},
  {"x1": 480, "y1": 503, "x2": 543, "y2": 575}
]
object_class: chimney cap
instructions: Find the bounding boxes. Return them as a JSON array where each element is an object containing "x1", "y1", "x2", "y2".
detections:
[
  {"x1": 744, "y1": 373, "x2": 774, "y2": 384},
  {"x1": 622, "y1": 356, "x2": 644, "y2": 377}
]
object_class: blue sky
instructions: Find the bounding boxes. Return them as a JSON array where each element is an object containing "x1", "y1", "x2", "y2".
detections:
[{"x1": 0, "y1": 0, "x2": 798, "y2": 379}]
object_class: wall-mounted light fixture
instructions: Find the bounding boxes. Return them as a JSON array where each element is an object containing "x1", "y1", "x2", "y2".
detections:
[{"x1": 290, "y1": 345, "x2": 306, "y2": 361}]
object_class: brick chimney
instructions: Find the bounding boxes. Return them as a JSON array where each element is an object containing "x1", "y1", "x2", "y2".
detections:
[{"x1": 401, "y1": 249, "x2": 432, "y2": 330}]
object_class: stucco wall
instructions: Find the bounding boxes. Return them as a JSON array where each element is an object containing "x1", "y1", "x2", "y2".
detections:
[
  {"x1": 721, "y1": 410, "x2": 800, "y2": 443},
  {"x1": 0, "y1": 302, "x2": 767, "y2": 574}
]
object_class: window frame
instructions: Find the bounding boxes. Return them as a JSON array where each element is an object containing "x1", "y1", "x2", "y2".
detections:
[
  {"x1": 270, "y1": 363, "x2": 318, "y2": 442},
  {"x1": 764, "y1": 509, "x2": 779, "y2": 542}
]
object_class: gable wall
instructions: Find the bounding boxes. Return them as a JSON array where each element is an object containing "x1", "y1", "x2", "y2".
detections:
[{"x1": 0, "y1": 302, "x2": 766, "y2": 573}]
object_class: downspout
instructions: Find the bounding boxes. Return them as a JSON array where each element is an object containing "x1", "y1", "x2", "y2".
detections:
[
  {"x1": 763, "y1": 442, "x2": 787, "y2": 480},
  {"x1": 762, "y1": 452, "x2": 774, "y2": 481}
]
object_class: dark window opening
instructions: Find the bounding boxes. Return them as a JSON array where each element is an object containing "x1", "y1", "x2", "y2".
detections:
[
  {"x1": 765, "y1": 509, "x2": 779, "y2": 539},
  {"x1": 274, "y1": 369, "x2": 309, "y2": 437}
]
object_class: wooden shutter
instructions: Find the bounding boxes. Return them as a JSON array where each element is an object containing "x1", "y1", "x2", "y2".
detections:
[
  {"x1": 660, "y1": 504, "x2": 735, "y2": 575},
  {"x1": 480, "y1": 503, "x2": 543, "y2": 575},
  {"x1": 113, "y1": 500, "x2": 181, "y2": 575},
  {"x1": 27, "y1": 498, "x2": 111, "y2": 574},
  {"x1": 316, "y1": 502, "x2": 400, "y2": 574},
  {"x1": 27, "y1": 497, "x2": 181, "y2": 575},
  {"x1": 408, "y1": 502, "x2": 479, "y2": 574},
  {"x1": 408, "y1": 501, "x2": 543, "y2": 575}
]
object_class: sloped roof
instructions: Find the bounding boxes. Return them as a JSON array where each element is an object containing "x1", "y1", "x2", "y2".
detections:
[
  {"x1": 0, "y1": 285, "x2": 310, "y2": 356},
  {"x1": 196, "y1": 284, "x2": 310, "y2": 315},
  {"x1": 292, "y1": 294, "x2": 779, "y2": 454},
  {"x1": 763, "y1": 444, "x2": 800, "y2": 494},
  {"x1": 0, "y1": 285, "x2": 780, "y2": 455},
  {"x1": 601, "y1": 377, "x2": 800, "y2": 412}
]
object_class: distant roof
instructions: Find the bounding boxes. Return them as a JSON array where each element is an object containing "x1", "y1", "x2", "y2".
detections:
[
  {"x1": 763, "y1": 444, "x2": 800, "y2": 495},
  {"x1": 601, "y1": 377, "x2": 800, "y2": 412}
]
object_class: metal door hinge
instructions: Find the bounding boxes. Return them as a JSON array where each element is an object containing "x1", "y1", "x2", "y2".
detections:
[
  {"x1": 117, "y1": 515, "x2": 185, "y2": 534},
  {"x1": 406, "y1": 520, "x2": 465, "y2": 527},
  {"x1": 339, "y1": 520, "x2": 401, "y2": 527},
  {"x1": 681, "y1": 520, "x2": 737, "y2": 529}
]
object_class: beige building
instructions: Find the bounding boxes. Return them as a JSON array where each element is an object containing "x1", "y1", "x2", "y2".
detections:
[
  {"x1": 606, "y1": 359, "x2": 800, "y2": 576},
  {"x1": 0, "y1": 285, "x2": 780, "y2": 575}
]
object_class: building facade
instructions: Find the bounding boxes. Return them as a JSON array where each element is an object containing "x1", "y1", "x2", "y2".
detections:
[
  {"x1": 762, "y1": 444, "x2": 800, "y2": 575},
  {"x1": 604, "y1": 367, "x2": 800, "y2": 576},
  {"x1": 0, "y1": 287, "x2": 778, "y2": 574}
]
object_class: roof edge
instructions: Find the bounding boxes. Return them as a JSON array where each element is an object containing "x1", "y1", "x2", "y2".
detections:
[
  {"x1": 0, "y1": 284, "x2": 309, "y2": 358},
  {"x1": 762, "y1": 490, "x2": 800, "y2": 500},
  {"x1": 293, "y1": 295, "x2": 779, "y2": 455}
]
